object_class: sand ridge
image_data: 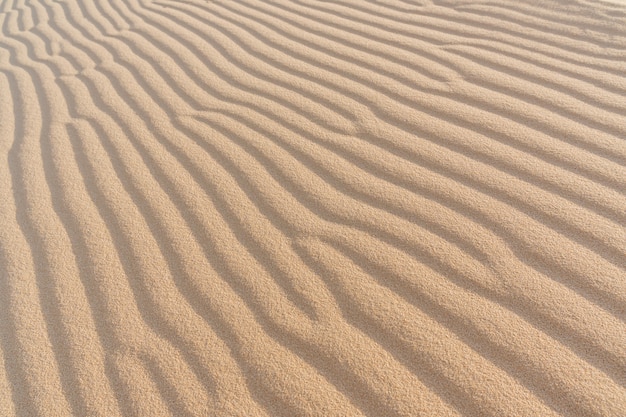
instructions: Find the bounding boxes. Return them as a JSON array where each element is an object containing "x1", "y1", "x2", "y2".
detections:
[{"x1": 0, "y1": 0, "x2": 625, "y2": 416}]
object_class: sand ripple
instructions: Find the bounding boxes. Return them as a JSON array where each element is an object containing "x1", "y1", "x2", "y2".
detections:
[{"x1": 1, "y1": 0, "x2": 625, "y2": 415}]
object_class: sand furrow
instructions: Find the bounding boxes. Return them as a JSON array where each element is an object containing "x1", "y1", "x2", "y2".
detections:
[
  {"x1": 228, "y1": 0, "x2": 626, "y2": 164},
  {"x1": 1, "y1": 0, "x2": 625, "y2": 416},
  {"x1": 42, "y1": 0, "x2": 626, "y2": 368},
  {"x1": 64, "y1": 111, "x2": 272, "y2": 417},
  {"x1": 0, "y1": 73, "x2": 18, "y2": 417},
  {"x1": 169, "y1": 0, "x2": 620, "y2": 187},
  {"x1": 184, "y1": 105, "x2": 626, "y2": 323},
  {"x1": 331, "y1": 0, "x2": 626, "y2": 82},
  {"x1": 2, "y1": 3, "x2": 239, "y2": 415},
  {"x1": 178, "y1": 111, "x2": 626, "y2": 386},
  {"x1": 154, "y1": 2, "x2": 624, "y2": 280},
  {"x1": 454, "y1": 4, "x2": 626, "y2": 50},
  {"x1": 316, "y1": 236, "x2": 626, "y2": 417},
  {"x1": 56, "y1": 42, "x2": 411, "y2": 417},
  {"x1": 300, "y1": 1, "x2": 626, "y2": 84},
  {"x1": 294, "y1": 237, "x2": 563, "y2": 417},
  {"x1": 0, "y1": 62, "x2": 66, "y2": 417},
  {"x1": 0, "y1": 28, "x2": 121, "y2": 417},
  {"x1": 470, "y1": 0, "x2": 626, "y2": 32},
  {"x1": 47, "y1": 23, "x2": 488, "y2": 412},
  {"x1": 190, "y1": 0, "x2": 624, "y2": 207},
  {"x1": 35, "y1": 0, "x2": 626, "y2": 356},
  {"x1": 152, "y1": 1, "x2": 626, "y2": 272}
]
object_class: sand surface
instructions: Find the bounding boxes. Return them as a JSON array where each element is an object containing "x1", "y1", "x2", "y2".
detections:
[{"x1": 1, "y1": 0, "x2": 626, "y2": 416}]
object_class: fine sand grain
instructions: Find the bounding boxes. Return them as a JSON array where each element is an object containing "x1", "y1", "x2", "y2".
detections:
[{"x1": 1, "y1": 0, "x2": 625, "y2": 416}]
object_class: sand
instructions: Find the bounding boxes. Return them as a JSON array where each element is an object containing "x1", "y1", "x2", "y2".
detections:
[{"x1": 1, "y1": 0, "x2": 625, "y2": 415}]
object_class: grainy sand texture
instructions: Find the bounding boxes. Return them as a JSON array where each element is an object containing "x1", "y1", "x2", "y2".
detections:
[{"x1": 1, "y1": 0, "x2": 625, "y2": 416}]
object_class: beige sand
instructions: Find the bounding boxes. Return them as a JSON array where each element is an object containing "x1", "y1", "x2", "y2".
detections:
[{"x1": 1, "y1": 0, "x2": 625, "y2": 415}]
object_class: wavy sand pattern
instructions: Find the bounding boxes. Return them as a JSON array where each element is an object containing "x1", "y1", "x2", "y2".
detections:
[{"x1": 1, "y1": 0, "x2": 625, "y2": 415}]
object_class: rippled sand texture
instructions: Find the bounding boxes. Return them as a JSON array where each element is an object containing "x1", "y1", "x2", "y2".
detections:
[{"x1": 1, "y1": 0, "x2": 626, "y2": 416}]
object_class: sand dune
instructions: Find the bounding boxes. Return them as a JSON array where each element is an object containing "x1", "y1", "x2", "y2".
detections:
[{"x1": 0, "y1": 0, "x2": 625, "y2": 415}]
